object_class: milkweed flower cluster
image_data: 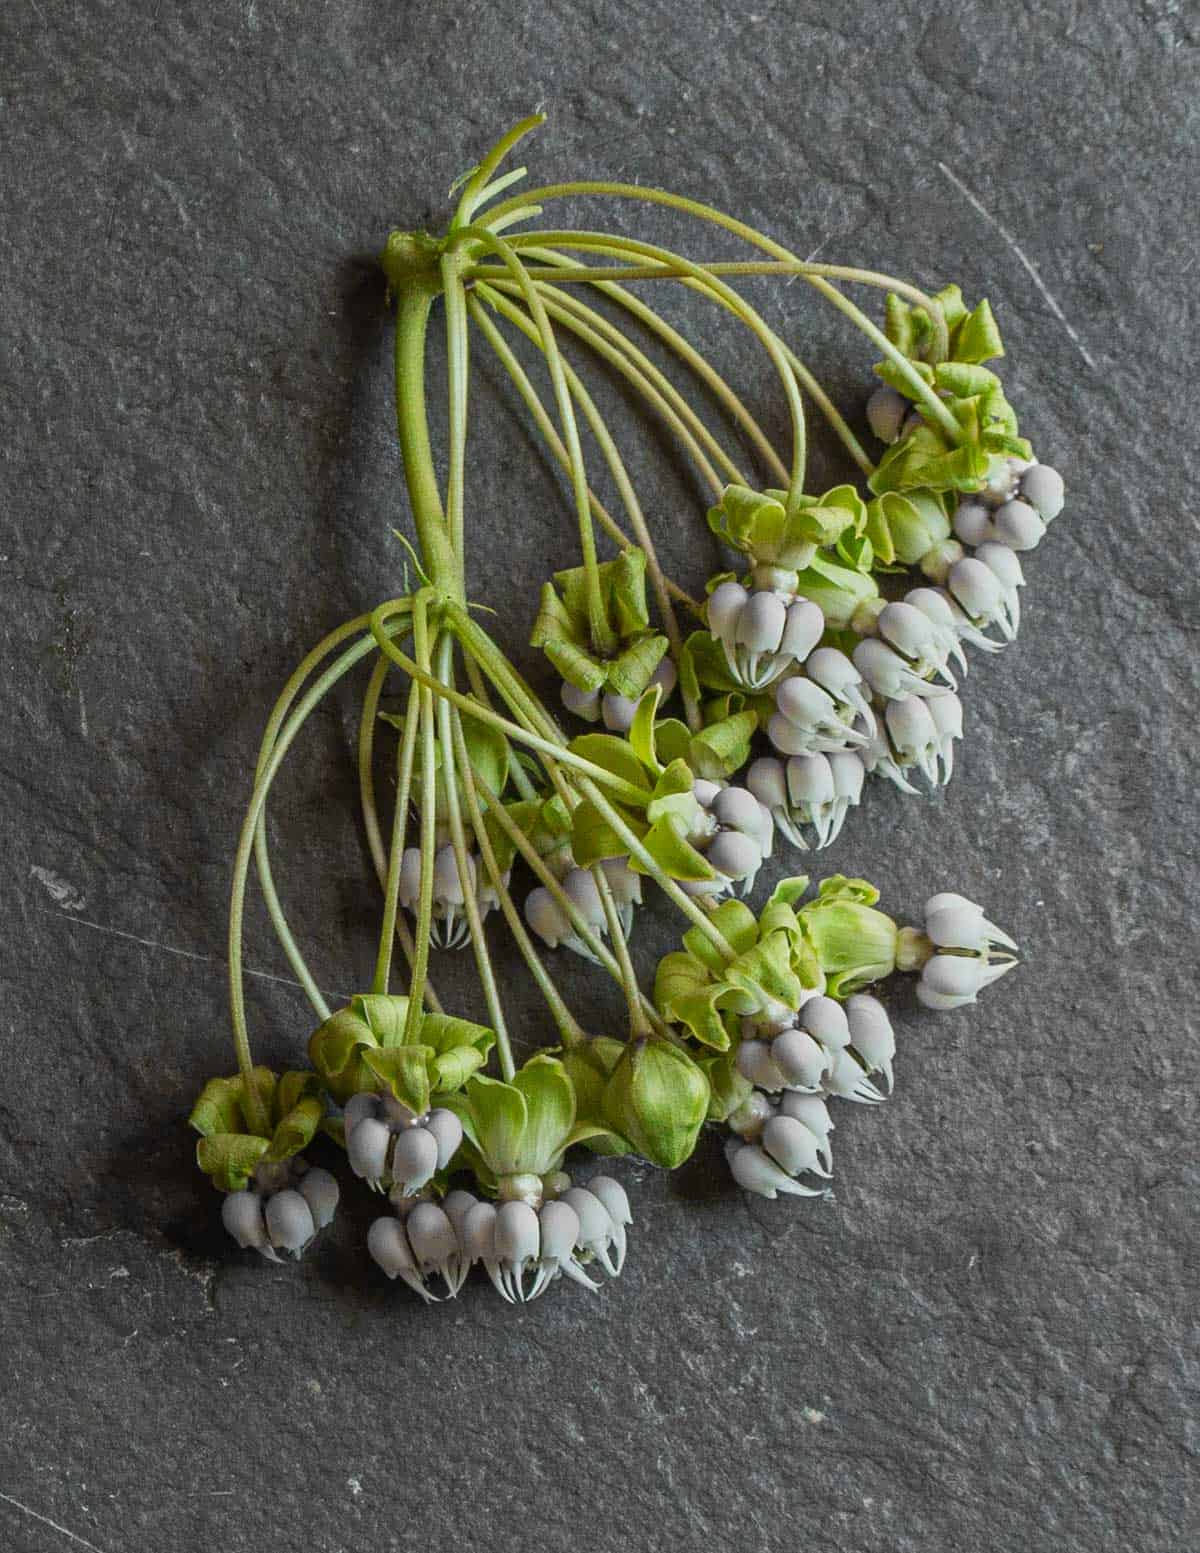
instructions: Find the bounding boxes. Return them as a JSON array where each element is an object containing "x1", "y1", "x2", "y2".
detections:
[{"x1": 187, "y1": 118, "x2": 1042, "y2": 1311}]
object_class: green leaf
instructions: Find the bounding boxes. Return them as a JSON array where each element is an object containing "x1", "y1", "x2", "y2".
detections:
[
  {"x1": 606, "y1": 634, "x2": 668, "y2": 699},
  {"x1": 654, "y1": 950, "x2": 711, "y2": 1015},
  {"x1": 431, "y1": 1044, "x2": 489, "y2": 1091},
  {"x1": 567, "y1": 733, "x2": 653, "y2": 793},
  {"x1": 954, "y1": 298, "x2": 1004, "y2": 363},
  {"x1": 196, "y1": 1133, "x2": 269, "y2": 1193},
  {"x1": 653, "y1": 717, "x2": 692, "y2": 768},
  {"x1": 791, "y1": 553, "x2": 879, "y2": 627},
  {"x1": 724, "y1": 930, "x2": 804, "y2": 1012},
  {"x1": 628, "y1": 684, "x2": 663, "y2": 773},
  {"x1": 667, "y1": 987, "x2": 735, "y2": 1050},
  {"x1": 189, "y1": 1074, "x2": 250, "y2": 1140},
  {"x1": 464, "y1": 1074, "x2": 528, "y2": 1175},
  {"x1": 544, "y1": 635, "x2": 605, "y2": 692},
  {"x1": 511, "y1": 1054, "x2": 576, "y2": 1172},
  {"x1": 361, "y1": 1044, "x2": 433, "y2": 1116},
  {"x1": 265, "y1": 1095, "x2": 323, "y2": 1163}
]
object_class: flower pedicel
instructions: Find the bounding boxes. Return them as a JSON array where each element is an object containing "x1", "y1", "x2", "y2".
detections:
[{"x1": 189, "y1": 118, "x2": 1057, "y2": 1303}]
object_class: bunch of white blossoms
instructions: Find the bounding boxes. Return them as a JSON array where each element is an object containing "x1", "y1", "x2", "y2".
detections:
[
  {"x1": 367, "y1": 1176, "x2": 631, "y2": 1303},
  {"x1": 221, "y1": 1157, "x2": 339, "y2": 1261},
  {"x1": 344, "y1": 1090, "x2": 464, "y2": 1194},
  {"x1": 399, "y1": 844, "x2": 507, "y2": 951}
]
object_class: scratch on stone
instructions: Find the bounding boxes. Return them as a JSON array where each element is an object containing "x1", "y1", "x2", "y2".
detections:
[
  {"x1": 38, "y1": 909, "x2": 351, "y2": 1000},
  {"x1": 78, "y1": 686, "x2": 88, "y2": 739},
  {"x1": 936, "y1": 161, "x2": 1098, "y2": 373},
  {"x1": 0, "y1": 1491, "x2": 108, "y2": 1553},
  {"x1": 30, "y1": 867, "x2": 87, "y2": 911}
]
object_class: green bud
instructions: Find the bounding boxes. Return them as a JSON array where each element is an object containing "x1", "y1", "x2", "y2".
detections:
[{"x1": 602, "y1": 1038, "x2": 710, "y2": 1169}]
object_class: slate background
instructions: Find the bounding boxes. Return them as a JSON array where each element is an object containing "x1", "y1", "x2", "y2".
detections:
[{"x1": 2, "y1": 2, "x2": 1196, "y2": 1550}]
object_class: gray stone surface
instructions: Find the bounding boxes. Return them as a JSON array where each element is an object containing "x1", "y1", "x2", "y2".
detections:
[{"x1": 1, "y1": 2, "x2": 1196, "y2": 1549}]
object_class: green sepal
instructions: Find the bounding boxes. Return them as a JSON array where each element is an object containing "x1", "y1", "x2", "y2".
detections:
[
  {"x1": 628, "y1": 684, "x2": 663, "y2": 773},
  {"x1": 361, "y1": 1044, "x2": 433, "y2": 1117},
  {"x1": 699, "y1": 1051, "x2": 754, "y2": 1123},
  {"x1": 686, "y1": 709, "x2": 759, "y2": 780},
  {"x1": 722, "y1": 930, "x2": 805, "y2": 1014},
  {"x1": 567, "y1": 732, "x2": 653, "y2": 796},
  {"x1": 682, "y1": 629, "x2": 741, "y2": 695},
  {"x1": 458, "y1": 1073, "x2": 528, "y2": 1175},
  {"x1": 797, "y1": 877, "x2": 898, "y2": 996},
  {"x1": 602, "y1": 1037, "x2": 710, "y2": 1168},
  {"x1": 195, "y1": 1133, "x2": 270, "y2": 1193},
  {"x1": 791, "y1": 553, "x2": 880, "y2": 627},
  {"x1": 570, "y1": 796, "x2": 644, "y2": 867},
  {"x1": 560, "y1": 1039, "x2": 634, "y2": 1157},
  {"x1": 533, "y1": 549, "x2": 664, "y2": 679},
  {"x1": 706, "y1": 485, "x2": 815, "y2": 570},
  {"x1": 631, "y1": 816, "x2": 715, "y2": 881},
  {"x1": 954, "y1": 298, "x2": 1004, "y2": 364}
]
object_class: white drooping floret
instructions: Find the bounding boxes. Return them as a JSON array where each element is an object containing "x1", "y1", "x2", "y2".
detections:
[{"x1": 706, "y1": 581, "x2": 826, "y2": 690}]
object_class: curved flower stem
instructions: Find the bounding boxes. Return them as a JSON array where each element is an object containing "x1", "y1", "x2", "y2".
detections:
[
  {"x1": 505, "y1": 236, "x2": 872, "y2": 479},
  {"x1": 475, "y1": 284, "x2": 704, "y2": 730},
  {"x1": 356, "y1": 653, "x2": 442, "y2": 1011},
  {"x1": 452, "y1": 704, "x2": 586, "y2": 1055},
  {"x1": 593, "y1": 866, "x2": 650, "y2": 1037},
  {"x1": 469, "y1": 766, "x2": 668, "y2": 1037},
  {"x1": 481, "y1": 256, "x2": 948, "y2": 335},
  {"x1": 519, "y1": 245, "x2": 789, "y2": 486},
  {"x1": 448, "y1": 113, "x2": 546, "y2": 230},
  {"x1": 432, "y1": 636, "x2": 514, "y2": 1071},
  {"x1": 371, "y1": 601, "x2": 651, "y2": 808},
  {"x1": 369, "y1": 674, "x2": 421, "y2": 997},
  {"x1": 484, "y1": 227, "x2": 809, "y2": 512},
  {"x1": 477, "y1": 179, "x2": 956, "y2": 432},
  {"x1": 479, "y1": 282, "x2": 721, "y2": 491},
  {"x1": 466, "y1": 294, "x2": 701, "y2": 614},
  {"x1": 228, "y1": 630, "x2": 384, "y2": 1133},
  {"x1": 246, "y1": 610, "x2": 378, "y2": 1024},
  {"x1": 446, "y1": 226, "x2": 616, "y2": 658},
  {"x1": 401, "y1": 593, "x2": 444, "y2": 1043},
  {"x1": 508, "y1": 276, "x2": 746, "y2": 487}
]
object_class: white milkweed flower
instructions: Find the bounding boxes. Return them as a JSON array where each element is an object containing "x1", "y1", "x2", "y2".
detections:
[
  {"x1": 221, "y1": 1159, "x2": 339, "y2": 1263},
  {"x1": 875, "y1": 601, "x2": 959, "y2": 689},
  {"x1": 724, "y1": 1097, "x2": 834, "y2": 1198},
  {"x1": 885, "y1": 695, "x2": 943, "y2": 788},
  {"x1": 398, "y1": 844, "x2": 505, "y2": 950},
  {"x1": 946, "y1": 556, "x2": 1018, "y2": 643},
  {"x1": 746, "y1": 749, "x2": 864, "y2": 850},
  {"x1": 917, "y1": 953, "x2": 1017, "y2": 1010},
  {"x1": 954, "y1": 461, "x2": 1064, "y2": 553},
  {"x1": 924, "y1": 892, "x2": 1018, "y2": 955},
  {"x1": 853, "y1": 636, "x2": 950, "y2": 702},
  {"x1": 526, "y1": 858, "x2": 643, "y2": 957},
  {"x1": 563, "y1": 658, "x2": 678, "y2": 730},
  {"x1": 768, "y1": 670, "x2": 869, "y2": 757},
  {"x1": 680, "y1": 781, "x2": 774, "y2": 899},
  {"x1": 975, "y1": 542, "x2": 1025, "y2": 636},
  {"x1": 915, "y1": 891, "x2": 1019, "y2": 1010},
  {"x1": 462, "y1": 1180, "x2": 629, "y2": 1303},
  {"x1": 706, "y1": 579, "x2": 826, "y2": 690},
  {"x1": 368, "y1": 1194, "x2": 472, "y2": 1302},
  {"x1": 845, "y1": 994, "x2": 896, "y2": 1092},
  {"x1": 343, "y1": 1090, "x2": 463, "y2": 1195}
]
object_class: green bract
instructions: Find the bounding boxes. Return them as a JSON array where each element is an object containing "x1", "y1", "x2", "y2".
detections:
[
  {"x1": 795, "y1": 876, "x2": 900, "y2": 996},
  {"x1": 707, "y1": 483, "x2": 862, "y2": 578},
  {"x1": 865, "y1": 490, "x2": 952, "y2": 569},
  {"x1": 530, "y1": 546, "x2": 668, "y2": 695},
  {"x1": 439, "y1": 1054, "x2": 607, "y2": 1190},
  {"x1": 189, "y1": 1067, "x2": 325, "y2": 1192},
  {"x1": 869, "y1": 286, "x2": 1033, "y2": 498},
  {"x1": 308, "y1": 994, "x2": 495, "y2": 1112}
]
